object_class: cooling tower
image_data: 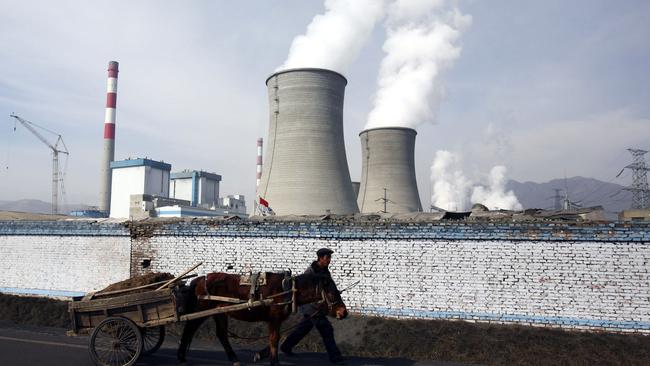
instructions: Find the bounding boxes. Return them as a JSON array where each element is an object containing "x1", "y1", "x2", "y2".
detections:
[
  {"x1": 258, "y1": 68, "x2": 359, "y2": 215},
  {"x1": 357, "y1": 127, "x2": 422, "y2": 213}
]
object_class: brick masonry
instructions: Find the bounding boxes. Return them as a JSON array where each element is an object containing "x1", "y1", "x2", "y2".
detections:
[
  {"x1": 0, "y1": 219, "x2": 648, "y2": 333},
  {"x1": 0, "y1": 221, "x2": 130, "y2": 296}
]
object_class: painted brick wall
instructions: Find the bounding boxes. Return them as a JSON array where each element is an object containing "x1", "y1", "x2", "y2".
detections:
[
  {"x1": 1, "y1": 219, "x2": 648, "y2": 333},
  {"x1": 0, "y1": 221, "x2": 130, "y2": 296},
  {"x1": 129, "y1": 220, "x2": 650, "y2": 333}
]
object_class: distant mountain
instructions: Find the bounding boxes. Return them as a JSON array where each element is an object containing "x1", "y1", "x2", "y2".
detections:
[
  {"x1": 0, "y1": 199, "x2": 91, "y2": 214},
  {"x1": 506, "y1": 176, "x2": 633, "y2": 215}
]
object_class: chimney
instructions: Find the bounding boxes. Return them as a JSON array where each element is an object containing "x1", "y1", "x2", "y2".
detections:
[
  {"x1": 99, "y1": 61, "x2": 118, "y2": 214},
  {"x1": 256, "y1": 138, "x2": 263, "y2": 189}
]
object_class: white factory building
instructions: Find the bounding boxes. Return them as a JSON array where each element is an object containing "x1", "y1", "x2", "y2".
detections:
[
  {"x1": 108, "y1": 158, "x2": 246, "y2": 219},
  {"x1": 170, "y1": 170, "x2": 221, "y2": 208},
  {"x1": 109, "y1": 158, "x2": 171, "y2": 218}
]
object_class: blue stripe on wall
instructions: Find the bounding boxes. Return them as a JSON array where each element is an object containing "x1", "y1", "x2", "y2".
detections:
[
  {"x1": 0, "y1": 287, "x2": 86, "y2": 298},
  {"x1": 362, "y1": 306, "x2": 650, "y2": 330}
]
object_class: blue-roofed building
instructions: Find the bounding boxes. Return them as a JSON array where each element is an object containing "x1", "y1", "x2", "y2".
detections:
[
  {"x1": 170, "y1": 170, "x2": 222, "y2": 208},
  {"x1": 109, "y1": 158, "x2": 171, "y2": 218}
]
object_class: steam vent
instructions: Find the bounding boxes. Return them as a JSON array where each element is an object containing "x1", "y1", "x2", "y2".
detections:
[
  {"x1": 358, "y1": 127, "x2": 422, "y2": 213},
  {"x1": 258, "y1": 68, "x2": 359, "y2": 215}
]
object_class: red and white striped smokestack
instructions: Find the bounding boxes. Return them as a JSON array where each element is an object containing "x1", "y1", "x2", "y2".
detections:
[
  {"x1": 98, "y1": 61, "x2": 119, "y2": 214},
  {"x1": 256, "y1": 138, "x2": 263, "y2": 188}
]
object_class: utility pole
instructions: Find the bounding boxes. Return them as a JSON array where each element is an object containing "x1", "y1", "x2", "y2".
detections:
[
  {"x1": 562, "y1": 178, "x2": 581, "y2": 211},
  {"x1": 563, "y1": 190, "x2": 571, "y2": 210},
  {"x1": 375, "y1": 188, "x2": 389, "y2": 213},
  {"x1": 623, "y1": 148, "x2": 649, "y2": 209}
]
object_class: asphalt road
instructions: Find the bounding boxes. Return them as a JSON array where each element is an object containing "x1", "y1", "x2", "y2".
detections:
[{"x1": 0, "y1": 323, "x2": 468, "y2": 366}]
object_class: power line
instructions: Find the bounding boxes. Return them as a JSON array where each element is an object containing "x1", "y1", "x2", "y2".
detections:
[
  {"x1": 567, "y1": 148, "x2": 631, "y2": 206},
  {"x1": 575, "y1": 171, "x2": 629, "y2": 205}
]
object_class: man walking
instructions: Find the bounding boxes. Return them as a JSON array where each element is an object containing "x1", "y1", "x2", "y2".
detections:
[
  {"x1": 255, "y1": 248, "x2": 345, "y2": 364},
  {"x1": 280, "y1": 248, "x2": 345, "y2": 364}
]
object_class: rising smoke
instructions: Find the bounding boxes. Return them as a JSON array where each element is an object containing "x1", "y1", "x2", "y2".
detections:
[
  {"x1": 280, "y1": 0, "x2": 384, "y2": 74},
  {"x1": 365, "y1": 0, "x2": 471, "y2": 130},
  {"x1": 430, "y1": 150, "x2": 473, "y2": 211},
  {"x1": 471, "y1": 166, "x2": 523, "y2": 211},
  {"x1": 431, "y1": 150, "x2": 523, "y2": 211}
]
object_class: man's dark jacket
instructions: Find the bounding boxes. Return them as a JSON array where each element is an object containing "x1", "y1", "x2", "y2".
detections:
[{"x1": 300, "y1": 261, "x2": 331, "y2": 315}]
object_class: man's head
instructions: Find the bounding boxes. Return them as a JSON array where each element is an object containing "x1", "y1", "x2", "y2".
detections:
[{"x1": 316, "y1": 248, "x2": 334, "y2": 267}]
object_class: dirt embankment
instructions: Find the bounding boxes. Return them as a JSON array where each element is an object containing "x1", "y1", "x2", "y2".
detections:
[{"x1": 1, "y1": 293, "x2": 649, "y2": 365}]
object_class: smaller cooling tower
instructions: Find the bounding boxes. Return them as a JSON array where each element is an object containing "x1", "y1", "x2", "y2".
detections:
[{"x1": 357, "y1": 127, "x2": 422, "y2": 213}]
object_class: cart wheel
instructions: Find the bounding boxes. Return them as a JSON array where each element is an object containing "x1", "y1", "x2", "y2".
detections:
[
  {"x1": 141, "y1": 325, "x2": 165, "y2": 355},
  {"x1": 89, "y1": 317, "x2": 143, "y2": 366}
]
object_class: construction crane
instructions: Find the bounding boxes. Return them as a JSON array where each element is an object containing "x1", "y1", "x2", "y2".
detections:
[{"x1": 9, "y1": 113, "x2": 69, "y2": 215}]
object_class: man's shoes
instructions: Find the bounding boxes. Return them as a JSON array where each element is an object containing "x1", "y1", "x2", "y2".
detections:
[
  {"x1": 280, "y1": 345, "x2": 296, "y2": 356},
  {"x1": 330, "y1": 355, "x2": 347, "y2": 365}
]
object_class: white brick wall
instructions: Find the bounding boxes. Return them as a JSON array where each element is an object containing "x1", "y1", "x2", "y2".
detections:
[
  {"x1": 133, "y1": 236, "x2": 650, "y2": 332},
  {"x1": 1, "y1": 219, "x2": 648, "y2": 333},
  {"x1": 0, "y1": 235, "x2": 130, "y2": 294}
]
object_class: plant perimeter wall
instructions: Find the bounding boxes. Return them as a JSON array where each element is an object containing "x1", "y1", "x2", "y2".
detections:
[{"x1": 1, "y1": 219, "x2": 648, "y2": 333}]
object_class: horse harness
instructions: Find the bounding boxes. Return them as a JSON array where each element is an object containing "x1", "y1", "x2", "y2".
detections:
[{"x1": 197, "y1": 271, "x2": 335, "y2": 316}]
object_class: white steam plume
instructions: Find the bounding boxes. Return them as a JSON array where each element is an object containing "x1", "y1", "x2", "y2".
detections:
[
  {"x1": 430, "y1": 150, "x2": 472, "y2": 211},
  {"x1": 471, "y1": 166, "x2": 523, "y2": 211},
  {"x1": 431, "y1": 150, "x2": 523, "y2": 211},
  {"x1": 366, "y1": 0, "x2": 471, "y2": 130},
  {"x1": 280, "y1": 0, "x2": 385, "y2": 74}
]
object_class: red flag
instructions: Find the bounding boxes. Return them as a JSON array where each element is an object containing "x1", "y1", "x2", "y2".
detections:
[{"x1": 259, "y1": 197, "x2": 269, "y2": 207}]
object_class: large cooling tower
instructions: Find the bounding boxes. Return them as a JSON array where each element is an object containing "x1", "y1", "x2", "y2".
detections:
[
  {"x1": 258, "y1": 68, "x2": 359, "y2": 215},
  {"x1": 357, "y1": 127, "x2": 422, "y2": 213}
]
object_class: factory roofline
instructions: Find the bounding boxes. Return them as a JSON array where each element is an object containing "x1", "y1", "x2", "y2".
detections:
[
  {"x1": 265, "y1": 67, "x2": 347, "y2": 86},
  {"x1": 171, "y1": 170, "x2": 222, "y2": 181},
  {"x1": 110, "y1": 158, "x2": 171, "y2": 171},
  {"x1": 359, "y1": 126, "x2": 418, "y2": 136}
]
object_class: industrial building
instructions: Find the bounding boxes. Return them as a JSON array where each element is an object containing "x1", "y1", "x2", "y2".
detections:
[
  {"x1": 156, "y1": 205, "x2": 229, "y2": 218},
  {"x1": 109, "y1": 158, "x2": 171, "y2": 218},
  {"x1": 619, "y1": 209, "x2": 650, "y2": 222},
  {"x1": 257, "y1": 68, "x2": 359, "y2": 215},
  {"x1": 357, "y1": 127, "x2": 422, "y2": 214},
  {"x1": 97, "y1": 63, "x2": 428, "y2": 219},
  {"x1": 107, "y1": 157, "x2": 246, "y2": 219},
  {"x1": 170, "y1": 170, "x2": 222, "y2": 208},
  {"x1": 220, "y1": 195, "x2": 247, "y2": 215},
  {"x1": 96, "y1": 63, "x2": 426, "y2": 218}
]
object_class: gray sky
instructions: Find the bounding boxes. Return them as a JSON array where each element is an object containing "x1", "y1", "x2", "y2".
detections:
[{"x1": 0, "y1": 0, "x2": 648, "y2": 209}]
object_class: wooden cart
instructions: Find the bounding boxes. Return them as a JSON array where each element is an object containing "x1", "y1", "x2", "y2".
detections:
[{"x1": 68, "y1": 264, "x2": 273, "y2": 366}]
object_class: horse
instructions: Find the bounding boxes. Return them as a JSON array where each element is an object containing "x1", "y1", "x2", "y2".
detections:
[{"x1": 177, "y1": 270, "x2": 348, "y2": 365}]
